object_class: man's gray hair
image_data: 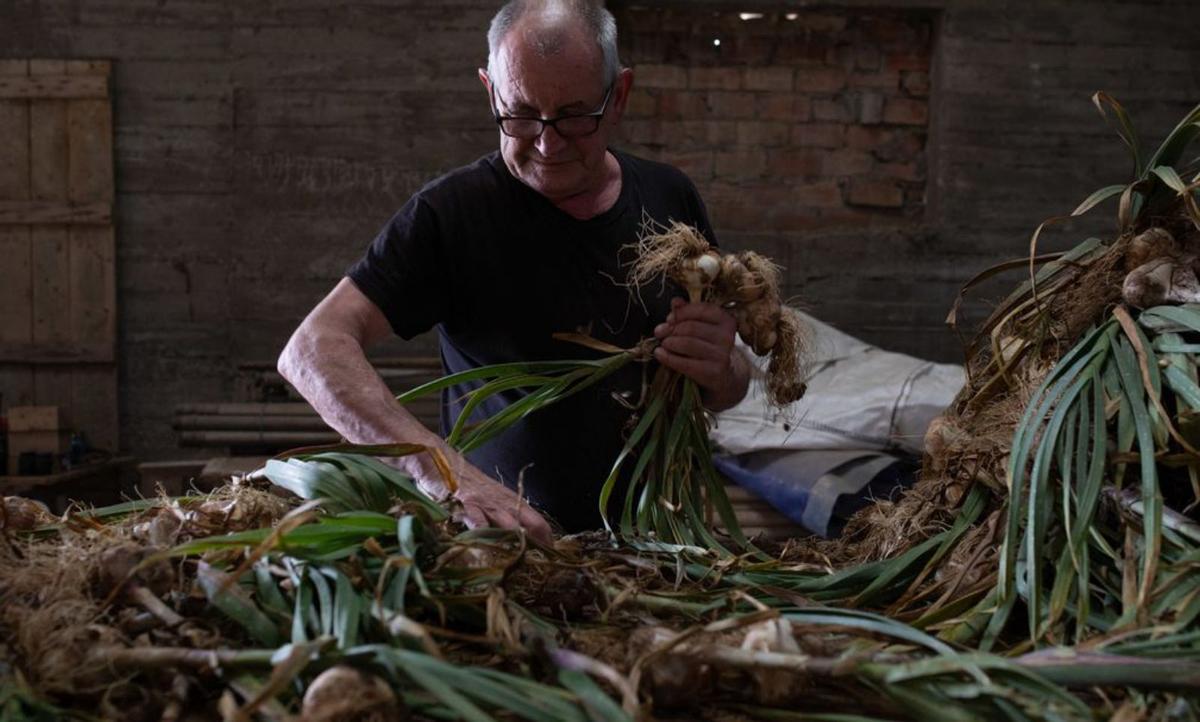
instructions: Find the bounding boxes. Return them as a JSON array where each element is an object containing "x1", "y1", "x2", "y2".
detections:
[{"x1": 487, "y1": 0, "x2": 620, "y2": 86}]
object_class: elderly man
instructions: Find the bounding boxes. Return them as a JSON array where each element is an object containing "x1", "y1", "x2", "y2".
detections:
[{"x1": 278, "y1": 0, "x2": 750, "y2": 543}]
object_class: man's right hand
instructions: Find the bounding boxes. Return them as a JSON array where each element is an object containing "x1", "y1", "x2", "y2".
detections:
[
  {"x1": 448, "y1": 462, "x2": 554, "y2": 546},
  {"x1": 279, "y1": 278, "x2": 556, "y2": 547}
]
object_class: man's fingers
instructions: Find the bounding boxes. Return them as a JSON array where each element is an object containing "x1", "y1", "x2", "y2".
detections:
[
  {"x1": 654, "y1": 346, "x2": 720, "y2": 385},
  {"x1": 658, "y1": 302, "x2": 737, "y2": 346},
  {"x1": 519, "y1": 508, "x2": 555, "y2": 546},
  {"x1": 454, "y1": 502, "x2": 489, "y2": 530},
  {"x1": 668, "y1": 320, "x2": 732, "y2": 346},
  {"x1": 486, "y1": 507, "x2": 519, "y2": 532},
  {"x1": 495, "y1": 504, "x2": 553, "y2": 546},
  {"x1": 455, "y1": 492, "x2": 554, "y2": 546},
  {"x1": 653, "y1": 300, "x2": 752, "y2": 412},
  {"x1": 671, "y1": 300, "x2": 735, "y2": 325},
  {"x1": 660, "y1": 334, "x2": 724, "y2": 361}
]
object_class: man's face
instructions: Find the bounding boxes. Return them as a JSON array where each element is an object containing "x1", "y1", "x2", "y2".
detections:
[{"x1": 484, "y1": 24, "x2": 623, "y2": 203}]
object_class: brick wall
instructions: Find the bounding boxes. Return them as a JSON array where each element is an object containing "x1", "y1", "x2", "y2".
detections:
[
  {"x1": 2, "y1": 0, "x2": 1199, "y2": 460},
  {"x1": 614, "y1": 6, "x2": 932, "y2": 303},
  {"x1": 612, "y1": 6, "x2": 942, "y2": 359}
]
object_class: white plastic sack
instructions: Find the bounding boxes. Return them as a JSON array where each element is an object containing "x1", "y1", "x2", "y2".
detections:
[{"x1": 711, "y1": 311, "x2": 965, "y2": 456}]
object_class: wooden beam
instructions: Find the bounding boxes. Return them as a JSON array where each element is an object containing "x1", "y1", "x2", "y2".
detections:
[
  {"x1": 0, "y1": 75, "x2": 108, "y2": 99},
  {"x1": 0, "y1": 201, "x2": 111, "y2": 225}
]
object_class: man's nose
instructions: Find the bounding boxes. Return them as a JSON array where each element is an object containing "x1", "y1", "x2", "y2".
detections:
[{"x1": 535, "y1": 123, "x2": 568, "y2": 156}]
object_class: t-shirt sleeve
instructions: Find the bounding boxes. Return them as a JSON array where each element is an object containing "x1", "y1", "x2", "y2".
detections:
[{"x1": 345, "y1": 196, "x2": 453, "y2": 340}]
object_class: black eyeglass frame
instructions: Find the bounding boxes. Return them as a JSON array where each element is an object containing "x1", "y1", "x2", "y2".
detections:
[{"x1": 488, "y1": 82, "x2": 615, "y2": 139}]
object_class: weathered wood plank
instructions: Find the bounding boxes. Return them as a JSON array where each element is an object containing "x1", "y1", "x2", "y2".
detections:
[
  {"x1": 0, "y1": 61, "x2": 33, "y2": 411},
  {"x1": 0, "y1": 201, "x2": 111, "y2": 225},
  {"x1": 29, "y1": 62, "x2": 73, "y2": 357},
  {"x1": 69, "y1": 225, "x2": 117, "y2": 356},
  {"x1": 28, "y1": 59, "x2": 67, "y2": 78},
  {"x1": 0, "y1": 226, "x2": 33, "y2": 347},
  {"x1": 30, "y1": 227, "x2": 72, "y2": 348},
  {"x1": 0, "y1": 75, "x2": 109, "y2": 100},
  {"x1": 8, "y1": 405, "x2": 63, "y2": 432},
  {"x1": 0, "y1": 60, "x2": 30, "y2": 200},
  {"x1": 66, "y1": 61, "x2": 118, "y2": 453},
  {"x1": 29, "y1": 97, "x2": 68, "y2": 202},
  {"x1": 68, "y1": 62, "x2": 114, "y2": 203}
]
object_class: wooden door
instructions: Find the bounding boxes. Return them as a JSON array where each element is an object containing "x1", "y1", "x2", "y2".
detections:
[{"x1": 0, "y1": 60, "x2": 118, "y2": 458}]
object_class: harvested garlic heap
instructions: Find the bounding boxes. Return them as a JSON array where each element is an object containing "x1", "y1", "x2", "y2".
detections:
[
  {"x1": 630, "y1": 221, "x2": 808, "y2": 407},
  {"x1": 1121, "y1": 226, "x2": 1200, "y2": 308}
]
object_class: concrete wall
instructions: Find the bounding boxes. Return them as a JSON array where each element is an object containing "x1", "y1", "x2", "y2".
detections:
[{"x1": 2, "y1": 0, "x2": 1198, "y2": 459}]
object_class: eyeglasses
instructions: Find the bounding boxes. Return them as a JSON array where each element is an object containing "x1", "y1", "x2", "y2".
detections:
[{"x1": 489, "y1": 83, "x2": 614, "y2": 139}]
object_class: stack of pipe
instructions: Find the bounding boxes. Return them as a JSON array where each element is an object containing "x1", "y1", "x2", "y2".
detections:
[
  {"x1": 174, "y1": 397, "x2": 443, "y2": 448},
  {"x1": 177, "y1": 357, "x2": 444, "y2": 451}
]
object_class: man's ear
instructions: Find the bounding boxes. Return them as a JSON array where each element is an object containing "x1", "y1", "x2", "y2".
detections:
[
  {"x1": 610, "y1": 66, "x2": 635, "y2": 119},
  {"x1": 478, "y1": 68, "x2": 490, "y2": 92}
]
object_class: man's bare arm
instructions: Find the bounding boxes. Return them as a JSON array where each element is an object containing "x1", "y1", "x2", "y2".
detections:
[{"x1": 277, "y1": 278, "x2": 553, "y2": 544}]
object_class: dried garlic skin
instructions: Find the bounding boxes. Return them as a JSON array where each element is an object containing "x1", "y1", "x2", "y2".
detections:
[
  {"x1": 302, "y1": 665, "x2": 406, "y2": 722},
  {"x1": 1, "y1": 496, "x2": 55, "y2": 532}
]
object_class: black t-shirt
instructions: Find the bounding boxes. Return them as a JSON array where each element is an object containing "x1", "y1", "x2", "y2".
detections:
[{"x1": 347, "y1": 149, "x2": 715, "y2": 532}]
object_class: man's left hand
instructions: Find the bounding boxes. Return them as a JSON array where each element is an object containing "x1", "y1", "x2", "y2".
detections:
[{"x1": 653, "y1": 297, "x2": 750, "y2": 412}]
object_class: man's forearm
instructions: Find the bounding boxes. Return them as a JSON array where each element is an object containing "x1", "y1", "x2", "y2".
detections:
[
  {"x1": 276, "y1": 280, "x2": 554, "y2": 543},
  {"x1": 277, "y1": 326, "x2": 449, "y2": 486}
]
